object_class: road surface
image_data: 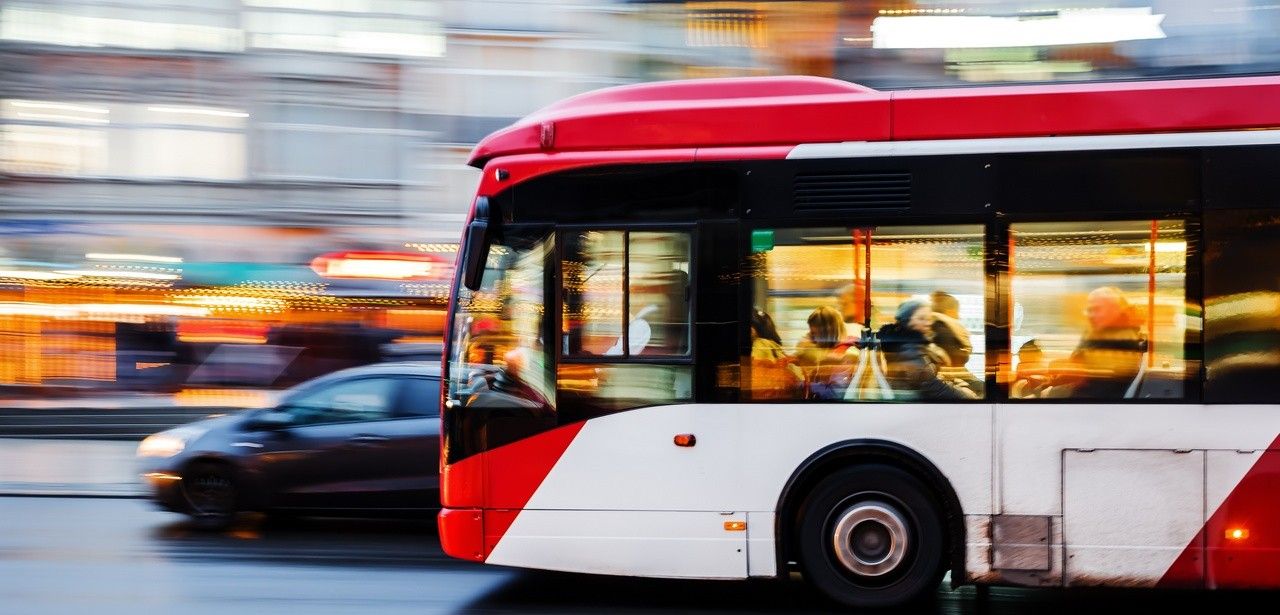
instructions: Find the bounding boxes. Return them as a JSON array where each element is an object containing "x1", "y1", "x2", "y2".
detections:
[{"x1": 0, "y1": 496, "x2": 1261, "y2": 614}]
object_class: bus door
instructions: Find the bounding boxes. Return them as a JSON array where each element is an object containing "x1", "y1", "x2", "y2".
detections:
[{"x1": 525, "y1": 225, "x2": 749, "y2": 578}]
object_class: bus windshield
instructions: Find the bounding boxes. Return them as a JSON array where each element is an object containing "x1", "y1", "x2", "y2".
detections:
[{"x1": 446, "y1": 230, "x2": 554, "y2": 415}]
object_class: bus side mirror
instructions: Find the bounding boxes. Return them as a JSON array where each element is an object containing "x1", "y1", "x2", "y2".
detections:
[{"x1": 462, "y1": 198, "x2": 492, "y2": 291}]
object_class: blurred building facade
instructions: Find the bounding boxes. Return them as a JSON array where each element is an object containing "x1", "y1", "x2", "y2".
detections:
[{"x1": 1, "y1": 0, "x2": 1278, "y2": 395}]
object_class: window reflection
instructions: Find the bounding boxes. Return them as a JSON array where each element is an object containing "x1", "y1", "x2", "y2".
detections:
[
  {"x1": 558, "y1": 363, "x2": 692, "y2": 420},
  {"x1": 1205, "y1": 210, "x2": 1280, "y2": 403},
  {"x1": 745, "y1": 225, "x2": 984, "y2": 402},
  {"x1": 1009, "y1": 220, "x2": 1192, "y2": 400},
  {"x1": 285, "y1": 377, "x2": 397, "y2": 424}
]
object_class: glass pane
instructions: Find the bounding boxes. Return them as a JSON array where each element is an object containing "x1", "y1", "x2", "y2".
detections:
[
  {"x1": 1010, "y1": 220, "x2": 1191, "y2": 400},
  {"x1": 746, "y1": 225, "x2": 984, "y2": 402},
  {"x1": 287, "y1": 377, "x2": 397, "y2": 424},
  {"x1": 628, "y1": 232, "x2": 691, "y2": 356},
  {"x1": 1205, "y1": 210, "x2": 1280, "y2": 403},
  {"x1": 557, "y1": 363, "x2": 692, "y2": 421},
  {"x1": 448, "y1": 231, "x2": 553, "y2": 410},
  {"x1": 561, "y1": 231, "x2": 625, "y2": 356},
  {"x1": 397, "y1": 377, "x2": 440, "y2": 417}
]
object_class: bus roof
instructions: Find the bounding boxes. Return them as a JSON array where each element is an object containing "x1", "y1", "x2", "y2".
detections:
[{"x1": 467, "y1": 75, "x2": 1280, "y2": 168}]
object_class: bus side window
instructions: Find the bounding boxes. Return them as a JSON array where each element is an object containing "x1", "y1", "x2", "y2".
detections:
[
  {"x1": 744, "y1": 225, "x2": 985, "y2": 402},
  {"x1": 558, "y1": 229, "x2": 693, "y2": 420},
  {"x1": 1008, "y1": 220, "x2": 1194, "y2": 401},
  {"x1": 1205, "y1": 210, "x2": 1280, "y2": 403}
]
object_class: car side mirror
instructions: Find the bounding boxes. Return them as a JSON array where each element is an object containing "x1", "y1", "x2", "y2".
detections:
[{"x1": 245, "y1": 410, "x2": 294, "y2": 431}]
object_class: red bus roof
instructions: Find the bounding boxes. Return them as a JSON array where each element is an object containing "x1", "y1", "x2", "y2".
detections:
[{"x1": 467, "y1": 75, "x2": 1280, "y2": 168}]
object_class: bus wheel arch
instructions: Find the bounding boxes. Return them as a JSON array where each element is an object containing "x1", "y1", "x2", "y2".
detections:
[{"x1": 775, "y1": 440, "x2": 966, "y2": 594}]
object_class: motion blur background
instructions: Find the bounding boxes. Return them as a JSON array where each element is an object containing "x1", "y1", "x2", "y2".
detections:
[{"x1": 2, "y1": 0, "x2": 1278, "y2": 405}]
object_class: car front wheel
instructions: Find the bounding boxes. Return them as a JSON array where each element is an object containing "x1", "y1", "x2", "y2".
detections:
[{"x1": 182, "y1": 460, "x2": 239, "y2": 530}]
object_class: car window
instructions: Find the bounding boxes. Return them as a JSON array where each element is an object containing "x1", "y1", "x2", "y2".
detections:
[
  {"x1": 284, "y1": 377, "x2": 400, "y2": 425},
  {"x1": 396, "y1": 377, "x2": 441, "y2": 418}
]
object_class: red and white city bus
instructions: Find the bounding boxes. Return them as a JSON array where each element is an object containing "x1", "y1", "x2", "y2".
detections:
[{"x1": 438, "y1": 75, "x2": 1280, "y2": 607}]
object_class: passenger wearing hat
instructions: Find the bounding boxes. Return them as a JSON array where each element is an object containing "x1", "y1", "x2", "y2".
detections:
[{"x1": 876, "y1": 298, "x2": 977, "y2": 401}]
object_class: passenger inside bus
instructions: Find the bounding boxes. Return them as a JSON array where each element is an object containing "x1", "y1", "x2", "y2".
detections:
[
  {"x1": 747, "y1": 309, "x2": 803, "y2": 399},
  {"x1": 930, "y1": 291, "x2": 984, "y2": 396},
  {"x1": 877, "y1": 299, "x2": 978, "y2": 401},
  {"x1": 1011, "y1": 340, "x2": 1050, "y2": 398},
  {"x1": 1036, "y1": 287, "x2": 1145, "y2": 399},
  {"x1": 795, "y1": 306, "x2": 857, "y2": 400}
]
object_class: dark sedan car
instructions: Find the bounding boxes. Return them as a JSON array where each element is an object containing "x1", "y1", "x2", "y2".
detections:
[{"x1": 138, "y1": 362, "x2": 441, "y2": 528}]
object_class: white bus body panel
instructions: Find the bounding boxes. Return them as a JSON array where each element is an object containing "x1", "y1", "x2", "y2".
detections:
[
  {"x1": 488, "y1": 402, "x2": 993, "y2": 579},
  {"x1": 486, "y1": 402, "x2": 1280, "y2": 586}
]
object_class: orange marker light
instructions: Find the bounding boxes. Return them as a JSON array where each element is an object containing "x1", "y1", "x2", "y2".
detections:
[
  {"x1": 724, "y1": 521, "x2": 746, "y2": 532},
  {"x1": 674, "y1": 434, "x2": 696, "y2": 447},
  {"x1": 1227, "y1": 528, "x2": 1250, "y2": 541}
]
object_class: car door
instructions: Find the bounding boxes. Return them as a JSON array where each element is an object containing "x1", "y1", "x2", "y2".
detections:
[
  {"x1": 379, "y1": 376, "x2": 442, "y2": 509},
  {"x1": 255, "y1": 376, "x2": 404, "y2": 511}
]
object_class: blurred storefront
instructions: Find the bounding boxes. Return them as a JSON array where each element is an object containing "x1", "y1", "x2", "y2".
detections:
[{"x1": 0, "y1": 222, "x2": 452, "y2": 394}]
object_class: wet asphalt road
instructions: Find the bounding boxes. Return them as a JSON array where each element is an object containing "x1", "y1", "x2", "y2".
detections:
[{"x1": 0, "y1": 496, "x2": 1271, "y2": 614}]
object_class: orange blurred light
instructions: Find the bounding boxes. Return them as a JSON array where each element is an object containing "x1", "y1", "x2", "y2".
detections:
[
  {"x1": 1227, "y1": 528, "x2": 1250, "y2": 540},
  {"x1": 176, "y1": 320, "x2": 269, "y2": 345},
  {"x1": 310, "y1": 251, "x2": 447, "y2": 280}
]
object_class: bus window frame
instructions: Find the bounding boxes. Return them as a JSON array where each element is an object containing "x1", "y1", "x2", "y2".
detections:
[
  {"x1": 553, "y1": 222, "x2": 698, "y2": 369},
  {"x1": 996, "y1": 212, "x2": 1202, "y2": 405},
  {"x1": 738, "y1": 219, "x2": 991, "y2": 404},
  {"x1": 443, "y1": 223, "x2": 557, "y2": 410}
]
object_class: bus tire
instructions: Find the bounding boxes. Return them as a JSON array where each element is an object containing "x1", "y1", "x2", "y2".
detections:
[{"x1": 797, "y1": 464, "x2": 945, "y2": 609}]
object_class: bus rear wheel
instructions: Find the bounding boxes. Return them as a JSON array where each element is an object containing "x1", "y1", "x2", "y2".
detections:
[{"x1": 797, "y1": 464, "x2": 946, "y2": 609}]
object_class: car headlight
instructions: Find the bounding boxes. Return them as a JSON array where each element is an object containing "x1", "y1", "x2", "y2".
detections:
[{"x1": 137, "y1": 425, "x2": 210, "y2": 458}]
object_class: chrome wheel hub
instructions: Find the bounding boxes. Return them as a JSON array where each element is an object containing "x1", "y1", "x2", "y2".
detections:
[{"x1": 831, "y1": 501, "x2": 909, "y2": 577}]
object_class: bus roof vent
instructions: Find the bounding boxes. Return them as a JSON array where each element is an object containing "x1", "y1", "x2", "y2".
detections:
[{"x1": 793, "y1": 171, "x2": 911, "y2": 211}]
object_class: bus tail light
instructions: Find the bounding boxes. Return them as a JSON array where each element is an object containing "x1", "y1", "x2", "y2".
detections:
[{"x1": 1226, "y1": 527, "x2": 1250, "y2": 541}]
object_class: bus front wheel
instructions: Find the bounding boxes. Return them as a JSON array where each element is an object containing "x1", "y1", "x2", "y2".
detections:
[{"x1": 797, "y1": 464, "x2": 946, "y2": 609}]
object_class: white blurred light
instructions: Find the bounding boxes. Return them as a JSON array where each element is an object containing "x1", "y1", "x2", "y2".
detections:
[
  {"x1": 86, "y1": 253, "x2": 184, "y2": 264},
  {"x1": 58, "y1": 269, "x2": 180, "y2": 280},
  {"x1": 1143, "y1": 241, "x2": 1188, "y2": 253},
  {"x1": 872, "y1": 8, "x2": 1166, "y2": 49},
  {"x1": 147, "y1": 106, "x2": 249, "y2": 118},
  {"x1": 137, "y1": 425, "x2": 210, "y2": 458},
  {"x1": 9, "y1": 100, "x2": 109, "y2": 114},
  {"x1": 172, "y1": 295, "x2": 287, "y2": 311},
  {"x1": 78, "y1": 304, "x2": 208, "y2": 317},
  {"x1": 12, "y1": 112, "x2": 110, "y2": 124},
  {"x1": 0, "y1": 269, "x2": 79, "y2": 281},
  {"x1": 0, "y1": 302, "x2": 77, "y2": 317}
]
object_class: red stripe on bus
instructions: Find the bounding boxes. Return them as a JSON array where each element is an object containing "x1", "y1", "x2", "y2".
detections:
[
  {"x1": 1159, "y1": 434, "x2": 1280, "y2": 588},
  {"x1": 440, "y1": 421, "x2": 586, "y2": 560}
]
